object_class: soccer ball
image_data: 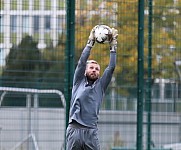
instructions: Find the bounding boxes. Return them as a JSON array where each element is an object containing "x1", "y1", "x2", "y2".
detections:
[{"x1": 94, "y1": 25, "x2": 112, "y2": 44}]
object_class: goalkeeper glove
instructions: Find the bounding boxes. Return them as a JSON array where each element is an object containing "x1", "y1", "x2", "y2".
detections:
[
  {"x1": 87, "y1": 25, "x2": 99, "y2": 47},
  {"x1": 109, "y1": 28, "x2": 118, "y2": 52}
]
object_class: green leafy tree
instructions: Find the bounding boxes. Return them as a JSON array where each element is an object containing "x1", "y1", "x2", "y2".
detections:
[
  {"x1": 2, "y1": 35, "x2": 40, "y2": 88},
  {"x1": 144, "y1": 0, "x2": 180, "y2": 79},
  {"x1": 1, "y1": 35, "x2": 41, "y2": 106},
  {"x1": 40, "y1": 35, "x2": 66, "y2": 91},
  {"x1": 1, "y1": 35, "x2": 65, "y2": 107}
]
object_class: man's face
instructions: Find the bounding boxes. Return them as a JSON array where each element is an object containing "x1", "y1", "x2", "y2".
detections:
[{"x1": 85, "y1": 63, "x2": 100, "y2": 81}]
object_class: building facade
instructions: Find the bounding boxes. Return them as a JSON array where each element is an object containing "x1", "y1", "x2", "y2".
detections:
[{"x1": 0, "y1": 0, "x2": 66, "y2": 66}]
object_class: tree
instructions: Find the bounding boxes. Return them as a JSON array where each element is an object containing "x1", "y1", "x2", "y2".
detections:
[
  {"x1": 1, "y1": 35, "x2": 65, "y2": 107},
  {"x1": 40, "y1": 35, "x2": 66, "y2": 91},
  {"x1": 1, "y1": 35, "x2": 41, "y2": 106},
  {"x1": 144, "y1": 0, "x2": 179, "y2": 79},
  {"x1": 2, "y1": 35, "x2": 40, "y2": 88}
]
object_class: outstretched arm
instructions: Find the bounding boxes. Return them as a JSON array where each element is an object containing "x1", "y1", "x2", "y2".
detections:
[
  {"x1": 101, "y1": 28, "x2": 118, "y2": 91},
  {"x1": 73, "y1": 26, "x2": 98, "y2": 85}
]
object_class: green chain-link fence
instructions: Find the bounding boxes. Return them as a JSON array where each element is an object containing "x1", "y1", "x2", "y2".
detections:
[{"x1": 1, "y1": 0, "x2": 181, "y2": 150}]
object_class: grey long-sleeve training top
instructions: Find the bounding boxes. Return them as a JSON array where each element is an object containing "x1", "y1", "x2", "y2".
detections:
[{"x1": 69, "y1": 45, "x2": 116, "y2": 128}]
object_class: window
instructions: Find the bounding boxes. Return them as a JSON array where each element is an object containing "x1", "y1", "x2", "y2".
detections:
[
  {"x1": 58, "y1": 0, "x2": 65, "y2": 10},
  {"x1": 33, "y1": 16, "x2": 39, "y2": 32},
  {"x1": 164, "y1": 83, "x2": 174, "y2": 99},
  {"x1": 10, "y1": 15, "x2": 17, "y2": 32},
  {"x1": 45, "y1": 15, "x2": 51, "y2": 31},
  {"x1": 178, "y1": 84, "x2": 181, "y2": 99},
  {"x1": 45, "y1": 0, "x2": 51, "y2": 10},
  {"x1": 152, "y1": 83, "x2": 160, "y2": 100},
  {"x1": 57, "y1": 15, "x2": 65, "y2": 33},
  {"x1": 34, "y1": 0, "x2": 39, "y2": 10},
  {"x1": 0, "y1": 48, "x2": 5, "y2": 66},
  {"x1": 0, "y1": 0, "x2": 4, "y2": 10},
  {"x1": 22, "y1": 0, "x2": 29, "y2": 10},
  {"x1": 22, "y1": 15, "x2": 29, "y2": 33},
  {"x1": 10, "y1": 0, "x2": 17, "y2": 10},
  {"x1": 0, "y1": 15, "x2": 3, "y2": 33}
]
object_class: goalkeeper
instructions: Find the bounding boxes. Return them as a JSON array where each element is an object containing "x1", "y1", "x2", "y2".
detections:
[{"x1": 66, "y1": 26, "x2": 118, "y2": 150}]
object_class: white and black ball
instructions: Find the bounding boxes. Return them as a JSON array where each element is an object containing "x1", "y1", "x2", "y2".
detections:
[{"x1": 94, "y1": 25, "x2": 112, "y2": 44}]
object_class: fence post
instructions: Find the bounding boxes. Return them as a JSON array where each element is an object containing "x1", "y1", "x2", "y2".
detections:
[
  {"x1": 26, "y1": 94, "x2": 31, "y2": 150},
  {"x1": 137, "y1": 0, "x2": 145, "y2": 150},
  {"x1": 65, "y1": 0, "x2": 75, "y2": 149},
  {"x1": 65, "y1": 0, "x2": 75, "y2": 128},
  {"x1": 146, "y1": 0, "x2": 153, "y2": 150}
]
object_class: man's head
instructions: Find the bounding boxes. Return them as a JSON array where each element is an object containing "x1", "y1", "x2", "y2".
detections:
[{"x1": 85, "y1": 60, "x2": 100, "y2": 81}]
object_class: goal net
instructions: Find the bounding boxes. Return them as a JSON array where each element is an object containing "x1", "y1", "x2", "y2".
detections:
[{"x1": 10, "y1": 134, "x2": 39, "y2": 150}]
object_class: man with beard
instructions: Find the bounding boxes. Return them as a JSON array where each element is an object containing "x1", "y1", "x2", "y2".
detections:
[{"x1": 66, "y1": 25, "x2": 118, "y2": 150}]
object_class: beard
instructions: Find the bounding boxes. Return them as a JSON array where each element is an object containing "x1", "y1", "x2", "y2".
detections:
[{"x1": 86, "y1": 73, "x2": 99, "y2": 81}]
